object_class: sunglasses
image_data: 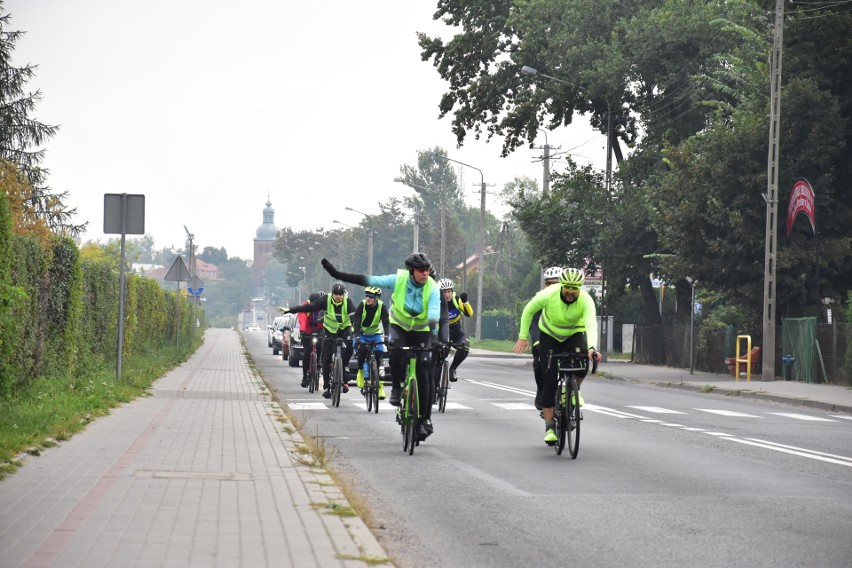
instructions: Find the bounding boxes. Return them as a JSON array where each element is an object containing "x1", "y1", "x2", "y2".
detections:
[
  {"x1": 365, "y1": 294, "x2": 377, "y2": 299},
  {"x1": 562, "y1": 285, "x2": 580, "y2": 293},
  {"x1": 413, "y1": 267, "x2": 431, "y2": 274}
]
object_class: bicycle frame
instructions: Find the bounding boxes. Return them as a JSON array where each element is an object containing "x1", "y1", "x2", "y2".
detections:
[
  {"x1": 328, "y1": 335, "x2": 350, "y2": 408},
  {"x1": 392, "y1": 344, "x2": 431, "y2": 455},
  {"x1": 548, "y1": 351, "x2": 598, "y2": 459},
  {"x1": 360, "y1": 339, "x2": 385, "y2": 414}
]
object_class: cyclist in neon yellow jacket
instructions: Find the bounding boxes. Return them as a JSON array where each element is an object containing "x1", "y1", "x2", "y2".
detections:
[
  {"x1": 280, "y1": 282, "x2": 355, "y2": 400},
  {"x1": 321, "y1": 253, "x2": 440, "y2": 442},
  {"x1": 514, "y1": 267, "x2": 600, "y2": 445}
]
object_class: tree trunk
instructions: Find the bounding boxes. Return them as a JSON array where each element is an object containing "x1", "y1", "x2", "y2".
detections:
[{"x1": 639, "y1": 276, "x2": 663, "y2": 325}]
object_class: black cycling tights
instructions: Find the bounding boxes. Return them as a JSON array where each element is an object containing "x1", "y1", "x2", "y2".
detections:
[{"x1": 537, "y1": 332, "x2": 588, "y2": 408}]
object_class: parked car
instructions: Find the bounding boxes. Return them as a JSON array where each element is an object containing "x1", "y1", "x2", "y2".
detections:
[
  {"x1": 246, "y1": 322, "x2": 260, "y2": 332},
  {"x1": 284, "y1": 315, "x2": 305, "y2": 367},
  {"x1": 269, "y1": 316, "x2": 286, "y2": 355}
]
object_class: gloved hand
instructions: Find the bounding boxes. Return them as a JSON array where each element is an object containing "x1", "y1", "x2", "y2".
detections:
[
  {"x1": 321, "y1": 258, "x2": 336, "y2": 274},
  {"x1": 459, "y1": 292, "x2": 469, "y2": 303},
  {"x1": 278, "y1": 306, "x2": 290, "y2": 313}
]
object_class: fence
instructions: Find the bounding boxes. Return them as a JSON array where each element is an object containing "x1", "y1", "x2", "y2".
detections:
[{"x1": 631, "y1": 322, "x2": 850, "y2": 385}]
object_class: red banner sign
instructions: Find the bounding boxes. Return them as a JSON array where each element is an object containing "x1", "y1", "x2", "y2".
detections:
[{"x1": 786, "y1": 179, "x2": 815, "y2": 237}]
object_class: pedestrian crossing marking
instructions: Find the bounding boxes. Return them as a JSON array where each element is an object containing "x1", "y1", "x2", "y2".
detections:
[
  {"x1": 288, "y1": 402, "x2": 328, "y2": 410},
  {"x1": 767, "y1": 412, "x2": 835, "y2": 422},
  {"x1": 628, "y1": 406, "x2": 686, "y2": 414},
  {"x1": 444, "y1": 402, "x2": 472, "y2": 410},
  {"x1": 695, "y1": 409, "x2": 762, "y2": 418},
  {"x1": 491, "y1": 402, "x2": 536, "y2": 410}
]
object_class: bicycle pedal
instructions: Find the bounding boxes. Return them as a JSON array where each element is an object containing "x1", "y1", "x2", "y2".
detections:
[{"x1": 545, "y1": 440, "x2": 557, "y2": 447}]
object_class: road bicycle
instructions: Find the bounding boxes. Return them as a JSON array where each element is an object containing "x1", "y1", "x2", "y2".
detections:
[
  {"x1": 359, "y1": 338, "x2": 386, "y2": 414},
  {"x1": 434, "y1": 342, "x2": 455, "y2": 414},
  {"x1": 548, "y1": 349, "x2": 598, "y2": 458},
  {"x1": 328, "y1": 334, "x2": 351, "y2": 408},
  {"x1": 307, "y1": 333, "x2": 321, "y2": 394},
  {"x1": 392, "y1": 344, "x2": 431, "y2": 455}
]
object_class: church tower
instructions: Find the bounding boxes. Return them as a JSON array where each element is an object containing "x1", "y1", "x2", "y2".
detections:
[{"x1": 253, "y1": 197, "x2": 279, "y2": 295}]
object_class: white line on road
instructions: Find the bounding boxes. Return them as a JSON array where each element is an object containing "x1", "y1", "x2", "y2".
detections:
[
  {"x1": 766, "y1": 412, "x2": 836, "y2": 422},
  {"x1": 694, "y1": 408, "x2": 762, "y2": 418},
  {"x1": 628, "y1": 406, "x2": 687, "y2": 414},
  {"x1": 724, "y1": 437, "x2": 852, "y2": 467}
]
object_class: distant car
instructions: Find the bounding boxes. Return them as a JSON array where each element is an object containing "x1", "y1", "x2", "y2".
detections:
[{"x1": 246, "y1": 322, "x2": 261, "y2": 332}]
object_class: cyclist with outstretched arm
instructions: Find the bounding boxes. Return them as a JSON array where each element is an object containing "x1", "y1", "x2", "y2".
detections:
[
  {"x1": 280, "y1": 282, "x2": 355, "y2": 400},
  {"x1": 321, "y1": 253, "x2": 440, "y2": 441},
  {"x1": 513, "y1": 268, "x2": 600, "y2": 445}
]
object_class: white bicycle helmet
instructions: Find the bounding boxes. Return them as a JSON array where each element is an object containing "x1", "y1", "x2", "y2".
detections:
[
  {"x1": 542, "y1": 266, "x2": 564, "y2": 280},
  {"x1": 438, "y1": 278, "x2": 455, "y2": 290}
]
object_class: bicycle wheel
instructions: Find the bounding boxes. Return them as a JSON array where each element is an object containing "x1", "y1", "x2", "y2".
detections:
[
  {"x1": 309, "y1": 351, "x2": 318, "y2": 394},
  {"x1": 555, "y1": 381, "x2": 567, "y2": 455},
  {"x1": 405, "y1": 376, "x2": 418, "y2": 455},
  {"x1": 332, "y1": 353, "x2": 343, "y2": 407},
  {"x1": 567, "y1": 377, "x2": 581, "y2": 459},
  {"x1": 369, "y1": 358, "x2": 380, "y2": 414},
  {"x1": 438, "y1": 360, "x2": 450, "y2": 413},
  {"x1": 401, "y1": 385, "x2": 412, "y2": 453}
]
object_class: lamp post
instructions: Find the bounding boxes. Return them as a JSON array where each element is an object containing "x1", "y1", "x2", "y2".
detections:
[
  {"x1": 427, "y1": 153, "x2": 488, "y2": 342},
  {"x1": 394, "y1": 177, "x2": 427, "y2": 254},
  {"x1": 344, "y1": 207, "x2": 375, "y2": 274},
  {"x1": 394, "y1": 177, "x2": 448, "y2": 275},
  {"x1": 521, "y1": 65, "x2": 613, "y2": 361}
]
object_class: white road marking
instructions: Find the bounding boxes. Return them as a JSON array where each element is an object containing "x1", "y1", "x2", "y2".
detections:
[
  {"x1": 830, "y1": 415, "x2": 852, "y2": 421},
  {"x1": 288, "y1": 402, "x2": 327, "y2": 410},
  {"x1": 469, "y1": 380, "x2": 535, "y2": 397},
  {"x1": 724, "y1": 438, "x2": 852, "y2": 467},
  {"x1": 443, "y1": 402, "x2": 472, "y2": 410},
  {"x1": 491, "y1": 402, "x2": 537, "y2": 410},
  {"x1": 695, "y1": 408, "x2": 762, "y2": 418},
  {"x1": 628, "y1": 406, "x2": 687, "y2": 414},
  {"x1": 767, "y1": 412, "x2": 836, "y2": 422},
  {"x1": 747, "y1": 438, "x2": 852, "y2": 464}
]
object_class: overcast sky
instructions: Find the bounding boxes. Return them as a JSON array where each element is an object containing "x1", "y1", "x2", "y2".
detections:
[{"x1": 7, "y1": 0, "x2": 604, "y2": 261}]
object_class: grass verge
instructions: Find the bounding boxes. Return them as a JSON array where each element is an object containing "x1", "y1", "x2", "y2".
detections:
[{"x1": 0, "y1": 337, "x2": 203, "y2": 480}]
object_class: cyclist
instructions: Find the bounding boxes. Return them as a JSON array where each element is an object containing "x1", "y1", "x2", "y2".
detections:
[
  {"x1": 280, "y1": 282, "x2": 356, "y2": 399},
  {"x1": 321, "y1": 253, "x2": 440, "y2": 441},
  {"x1": 513, "y1": 267, "x2": 600, "y2": 445},
  {"x1": 529, "y1": 267, "x2": 564, "y2": 409},
  {"x1": 353, "y1": 286, "x2": 389, "y2": 400},
  {"x1": 435, "y1": 278, "x2": 472, "y2": 382},
  {"x1": 296, "y1": 292, "x2": 325, "y2": 388}
]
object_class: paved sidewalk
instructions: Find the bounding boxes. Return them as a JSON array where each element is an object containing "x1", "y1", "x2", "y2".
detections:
[
  {"x1": 0, "y1": 329, "x2": 391, "y2": 568},
  {"x1": 470, "y1": 349, "x2": 852, "y2": 414}
]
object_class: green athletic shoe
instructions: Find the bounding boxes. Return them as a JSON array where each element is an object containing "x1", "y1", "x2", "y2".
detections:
[
  {"x1": 571, "y1": 391, "x2": 585, "y2": 407},
  {"x1": 543, "y1": 428, "x2": 557, "y2": 444}
]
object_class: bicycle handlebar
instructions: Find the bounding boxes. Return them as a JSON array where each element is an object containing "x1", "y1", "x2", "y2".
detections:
[{"x1": 548, "y1": 351, "x2": 598, "y2": 375}]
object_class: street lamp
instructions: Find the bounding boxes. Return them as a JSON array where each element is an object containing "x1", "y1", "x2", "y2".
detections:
[
  {"x1": 394, "y1": 177, "x2": 428, "y2": 253},
  {"x1": 344, "y1": 206, "x2": 375, "y2": 274},
  {"x1": 427, "y1": 153, "x2": 488, "y2": 342},
  {"x1": 521, "y1": 65, "x2": 613, "y2": 361},
  {"x1": 394, "y1": 177, "x2": 448, "y2": 275}
]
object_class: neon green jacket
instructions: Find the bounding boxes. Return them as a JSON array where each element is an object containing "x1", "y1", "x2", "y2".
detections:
[{"x1": 518, "y1": 285, "x2": 598, "y2": 346}]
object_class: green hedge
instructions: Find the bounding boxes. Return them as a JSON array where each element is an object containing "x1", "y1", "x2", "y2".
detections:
[{"x1": 0, "y1": 191, "x2": 201, "y2": 396}]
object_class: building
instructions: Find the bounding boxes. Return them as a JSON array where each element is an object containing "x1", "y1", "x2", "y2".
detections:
[{"x1": 253, "y1": 197, "x2": 279, "y2": 296}]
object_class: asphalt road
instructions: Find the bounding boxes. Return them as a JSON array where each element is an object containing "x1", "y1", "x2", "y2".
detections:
[{"x1": 244, "y1": 331, "x2": 852, "y2": 568}]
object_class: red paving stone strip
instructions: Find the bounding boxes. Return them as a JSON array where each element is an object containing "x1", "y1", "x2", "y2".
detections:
[{"x1": 0, "y1": 329, "x2": 391, "y2": 568}]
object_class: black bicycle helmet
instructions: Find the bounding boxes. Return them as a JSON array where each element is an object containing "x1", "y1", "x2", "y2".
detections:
[
  {"x1": 331, "y1": 281, "x2": 346, "y2": 295},
  {"x1": 405, "y1": 252, "x2": 432, "y2": 270},
  {"x1": 308, "y1": 292, "x2": 321, "y2": 302}
]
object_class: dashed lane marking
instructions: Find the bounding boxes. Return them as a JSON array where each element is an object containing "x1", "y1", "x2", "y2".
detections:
[
  {"x1": 767, "y1": 412, "x2": 836, "y2": 422},
  {"x1": 695, "y1": 408, "x2": 762, "y2": 418},
  {"x1": 628, "y1": 406, "x2": 687, "y2": 414}
]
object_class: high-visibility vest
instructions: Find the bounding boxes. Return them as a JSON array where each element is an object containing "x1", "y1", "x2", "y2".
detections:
[
  {"x1": 323, "y1": 294, "x2": 351, "y2": 334},
  {"x1": 389, "y1": 270, "x2": 434, "y2": 332}
]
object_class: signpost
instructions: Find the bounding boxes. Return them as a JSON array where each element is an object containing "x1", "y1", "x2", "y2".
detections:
[
  {"x1": 103, "y1": 193, "x2": 145, "y2": 380},
  {"x1": 164, "y1": 256, "x2": 192, "y2": 348}
]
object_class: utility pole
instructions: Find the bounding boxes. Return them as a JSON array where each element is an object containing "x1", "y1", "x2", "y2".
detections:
[{"x1": 762, "y1": 0, "x2": 785, "y2": 381}]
